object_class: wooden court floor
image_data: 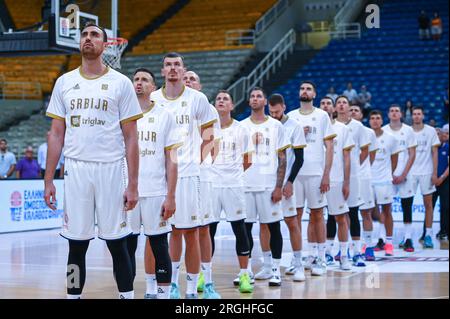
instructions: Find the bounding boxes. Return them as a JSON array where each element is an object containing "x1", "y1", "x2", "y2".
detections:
[{"x1": 0, "y1": 222, "x2": 448, "y2": 299}]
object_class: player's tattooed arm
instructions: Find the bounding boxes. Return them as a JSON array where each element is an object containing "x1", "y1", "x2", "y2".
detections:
[{"x1": 272, "y1": 149, "x2": 286, "y2": 203}]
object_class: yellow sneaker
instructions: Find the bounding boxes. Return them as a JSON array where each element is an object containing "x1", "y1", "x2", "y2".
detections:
[
  {"x1": 197, "y1": 272, "x2": 205, "y2": 292},
  {"x1": 239, "y1": 273, "x2": 253, "y2": 293}
]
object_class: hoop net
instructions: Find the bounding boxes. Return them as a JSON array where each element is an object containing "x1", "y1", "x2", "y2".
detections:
[{"x1": 102, "y1": 37, "x2": 128, "y2": 69}]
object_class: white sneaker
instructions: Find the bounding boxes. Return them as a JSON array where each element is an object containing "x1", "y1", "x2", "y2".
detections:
[
  {"x1": 255, "y1": 267, "x2": 273, "y2": 280},
  {"x1": 268, "y1": 272, "x2": 281, "y2": 286},
  {"x1": 304, "y1": 255, "x2": 315, "y2": 270},
  {"x1": 311, "y1": 258, "x2": 327, "y2": 276},
  {"x1": 293, "y1": 265, "x2": 306, "y2": 282},
  {"x1": 285, "y1": 259, "x2": 297, "y2": 275},
  {"x1": 340, "y1": 256, "x2": 352, "y2": 271}
]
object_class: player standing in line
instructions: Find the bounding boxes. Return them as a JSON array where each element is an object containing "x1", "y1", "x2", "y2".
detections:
[
  {"x1": 287, "y1": 81, "x2": 335, "y2": 276},
  {"x1": 177, "y1": 70, "x2": 222, "y2": 298},
  {"x1": 267, "y1": 93, "x2": 307, "y2": 281},
  {"x1": 334, "y1": 96, "x2": 370, "y2": 267},
  {"x1": 211, "y1": 90, "x2": 254, "y2": 293},
  {"x1": 151, "y1": 53, "x2": 217, "y2": 299},
  {"x1": 241, "y1": 87, "x2": 289, "y2": 287},
  {"x1": 410, "y1": 106, "x2": 440, "y2": 249},
  {"x1": 383, "y1": 105, "x2": 417, "y2": 252},
  {"x1": 350, "y1": 105, "x2": 379, "y2": 261},
  {"x1": 320, "y1": 97, "x2": 354, "y2": 270},
  {"x1": 369, "y1": 111, "x2": 402, "y2": 256},
  {"x1": 129, "y1": 68, "x2": 182, "y2": 299},
  {"x1": 44, "y1": 23, "x2": 142, "y2": 299}
]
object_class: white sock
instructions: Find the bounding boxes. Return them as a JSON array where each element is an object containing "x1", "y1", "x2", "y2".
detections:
[
  {"x1": 202, "y1": 262, "x2": 212, "y2": 284},
  {"x1": 263, "y1": 251, "x2": 272, "y2": 268},
  {"x1": 326, "y1": 240, "x2": 334, "y2": 254},
  {"x1": 309, "y1": 242, "x2": 318, "y2": 258},
  {"x1": 186, "y1": 273, "x2": 199, "y2": 295},
  {"x1": 404, "y1": 223, "x2": 412, "y2": 240},
  {"x1": 318, "y1": 243, "x2": 326, "y2": 260},
  {"x1": 363, "y1": 231, "x2": 373, "y2": 246},
  {"x1": 247, "y1": 258, "x2": 252, "y2": 272},
  {"x1": 293, "y1": 250, "x2": 302, "y2": 265},
  {"x1": 352, "y1": 240, "x2": 361, "y2": 255},
  {"x1": 157, "y1": 286, "x2": 170, "y2": 299},
  {"x1": 119, "y1": 291, "x2": 134, "y2": 299},
  {"x1": 386, "y1": 236, "x2": 393, "y2": 245},
  {"x1": 171, "y1": 261, "x2": 180, "y2": 284},
  {"x1": 239, "y1": 268, "x2": 248, "y2": 276},
  {"x1": 426, "y1": 228, "x2": 433, "y2": 237},
  {"x1": 339, "y1": 242, "x2": 348, "y2": 258},
  {"x1": 380, "y1": 225, "x2": 386, "y2": 241},
  {"x1": 66, "y1": 294, "x2": 81, "y2": 299},
  {"x1": 272, "y1": 258, "x2": 281, "y2": 275},
  {"x1": 145, "y1": 273, "x2": 157, "y2": 295}
]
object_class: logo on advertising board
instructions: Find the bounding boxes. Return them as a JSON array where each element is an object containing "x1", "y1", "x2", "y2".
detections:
[{"x1": 10, "y1": 191, "x2": 22, "y2": 222}]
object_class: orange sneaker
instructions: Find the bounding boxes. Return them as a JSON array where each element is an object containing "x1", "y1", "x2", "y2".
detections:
[
  {"x1": 385, "y1": 243, "x2": 394, "y2": 256},
  {"x1": 361, "y1": 244, "x2": 367, "y2": 254}
]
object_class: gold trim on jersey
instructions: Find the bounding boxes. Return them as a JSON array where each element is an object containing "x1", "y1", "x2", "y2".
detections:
[
  {"x1": 298, "y1": 108, "x2": 315, "y2": 116},
  {"x1": 46, "y1": 112, "x2": 65, "y2": 121},
  {"x1": 200, "y1": 119, "x2": 217, "y2": 129},
  {"x1": 360, "y1": 143, "x2": 371, "y2": 150},
  {"x1": 277, "y1": 144, "x2": 291, "y2": 152},
  {"x1": 343, "y1": 144, "x2": 356, "y2": 151},
  {"x1": 392, "y1": 150, "x2": 402, "y2": 155},
  {"x1": 164, "y1": 142, "x2": 183, "y2": 151},
  {"x1": 249, "y1": 116, "x2": 269, "y2": 125},
  {"x1": 432, "y1": 143, "x2": 442, "y2": 148},
  {"x1": 324, "y1": 134, "x2": 337, "y2": 141},
  {"x1": 78, "y1": 66, "x2": 110, "y2": 80},
  {"x1": 292, "y1": 144, "x2": 307, "y2": 149},
  {"x1": 242, "y1": 150, "x2": 255, "y2": 156},
  {"x1": 370, "y1": 148, "x2": 379, "y2": 153},
  {"x1": 121, "y1": 113, "x2": 144, "y2": 124},
  {"x1": 221, "y1": 118, "x2": 234, "y2": 129},
  {"x1": 142, "y1": 101, "x2": 155, "y2": 115},
  {"x1": 162, "y1": 85, "x2": 186, "y2": 101}
]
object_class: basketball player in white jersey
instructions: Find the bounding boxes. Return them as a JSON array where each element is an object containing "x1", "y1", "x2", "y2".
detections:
[
  {"x1": 335, "y1": 96, "x2": 370, "y2": 267},
  {"x1": 287, "y1": 81, "x2": 335, "y2": 276},
  {"x1": 129, "y1": 68, "x2": 182, "y2": 299},
  {"x1": 370, "y1": 110, "x2": 402, "y2": 256},
  {"x1": 151, "y1": 53, "x2": 217, "y2": 299},
  {"x1": 350, "y1": 104, "x2": 379, "y2": 261},
  {"x1": 242, "y1": 87, "x2": 289, "y2": 287},
  {"x1": 383, "y1": 105, "x2": 417, "y2": 252},
  {"x1": 44, "y1": 23, "x2": 142, "y2": 299},
  {"x1": 178, "y1": 70, "x2": 221, "y2": 298},
  {"x1": 212, "y1": 90, "x2": 254, "y2": 293},
  {"x1": 410, "y1": 106, "x2": 440, "y2": 249},
  {"x1": 267, "y1": 93, "x2": 307, "y2": 281},
  {"x1": 320, "y1": 97, "x2": 354, "y2": 270}
]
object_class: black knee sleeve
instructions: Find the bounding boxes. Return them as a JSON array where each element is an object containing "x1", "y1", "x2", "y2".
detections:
[
  {"x1": 231, "y1": 220, "x2": 250, "y2": 256},
  {"x1": 126, "y1": 234, "x2": 139, "y2": 280},
  {"x1": 267, "y1": 221, "x2": 283, "y2": 259},
  {"x1": 67, "y1": 240, "x2": 89, "y2": 295},
  {"x1": 106, "y1": 238, "x2": 133, "y2": 293},
  {"x1": 245, "y1": 223, "x2": 254, "y2": 258},
  {"x1": 349, "y1": 207, "x2": 361, "y2": 237},
  {"x1": 149, "y1": 233, "x2": 172, "y2": 284},
  {"x1": 209, "y1": 222, "x2": 219, "y2": 257},
  {"x1": 401, "y1": 197, "x2": 413, "y2": 224},
  {"x1": 326, "y1": 214, "x2": 337, "y2": 239}
]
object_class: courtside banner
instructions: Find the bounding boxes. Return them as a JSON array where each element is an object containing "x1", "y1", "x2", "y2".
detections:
[
  {"x1": 392, "y1": 189, "x2": 440, "y2": 222},
  {"x1": 0, "y1": 180, "x2": 64, "y2": 233}
]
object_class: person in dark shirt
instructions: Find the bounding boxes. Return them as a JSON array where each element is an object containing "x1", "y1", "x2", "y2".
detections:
[
  {"x1": 16, "y1": 146, "x2": 40, "y2": 179},
  {"x1": 433, "y1": 125, "x2": 449, "y2": 241},
  {"x1": 418, "y1": 10, "x2": 430, "y2": 40}
]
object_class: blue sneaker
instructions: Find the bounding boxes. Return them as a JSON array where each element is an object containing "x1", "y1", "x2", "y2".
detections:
[
  {"x1": 185, "y1": 293, "x2": 198, "y2": 299},
  {"x1": 170, "y1": 283, "x2": 181, "y2": 299},
  {"x1": 352, "y1": 254, "x2": 366, "y2": 267},
  {"x1": 144, "y1": 293, "x2": 157, "y2": 299},
  {"x1": 423, "y1": 235, "x2": 434, "y2": 249},
  {"x1": 325, "y1": 253, "x2": 334, "y2": 265},
  {"x1": 399, "y1": 239, "x2": 405, "y2": 249},
  {"x1": 334, "y1": 249, "x2": 351, "y2": 262},
  {"x1": 203, "y1": 283, "x2": 221, "y2": 299},
  {"x1": 364, "y1": 247, "x2": 376, "y2": 261}
]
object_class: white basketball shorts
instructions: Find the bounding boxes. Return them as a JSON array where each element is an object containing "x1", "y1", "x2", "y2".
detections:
[{"x1": 128, "y1": 196, "x2": 172, "y2": 236}]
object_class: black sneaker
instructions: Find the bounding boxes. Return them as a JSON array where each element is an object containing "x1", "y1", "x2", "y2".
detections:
[
  {"x1": 438, "y1": 233, "x2": 448, "y2": 241},
  {"x1": 403, "y1": 239, "x2": 415, "y2": 252},
  {"x1": 374, "y1": 239, "x2": 385, "y2": 251},
  {"x1": 419, "y1": 234, "x2": 425, "y2": 244},
  {"x1": 436, "y1": 231, "x2": 442, "y2": 240}
]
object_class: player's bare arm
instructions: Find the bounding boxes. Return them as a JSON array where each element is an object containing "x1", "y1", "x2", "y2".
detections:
[
  {"x1": 321, "y1": 138, "x2": 334, "y2": 193},
  {"x1": 243, "y1": 151, "x2": 253, "y2": 171},
  {"x1": 431, "y1": 145, "x2": 439, "y2": 185},
  {"x1": 391, "y1": 153, "x2": 399, "y2": 177},
  {"x1": 343, "y1": 149, "x2": 351, "y2": 200},
  {"x1": 393, "y1": 146, "x2": 416, "y2": 184},
  {"x1": 44, "y1": 119, "x2": 65, "y2": 211},
  {"x1": 121, "y1": 120, "x2": 139, "y2": 211},
  {"x1": 162, "y1": 147, "x2": 178, "y2": 220},
  {"x1": 200, "y1": 123, "x2": 215, "y2": 164},
  {"x1": 272, "y1": 149, "x2": 286, "y2": 203},
  {"x1": 369, "y1": 150, "x2": 377, "y2": 165},
  {"x1": 359, "y1": 145, "x2": 369, "y2": 165}
]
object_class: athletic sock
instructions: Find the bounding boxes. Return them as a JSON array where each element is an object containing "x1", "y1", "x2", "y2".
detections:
[
  {"x1": 263, "y1": 251, "x2": 272, "y2": 268},
  {"x1": 272, "y1": 258, "x2": 281, "y2": 275},
  {"x1": 339, "y1": 242, "x2": 348, "y2": 258},
  {"x1": 404, "y1": 223, "x2": 412, "y2": 240},
  {"x1": 247, "y1": 258, "x2": 252, "y2": 273},
  {"x1": 171, "y1": 261, "x2": 180, "y2": 285},
  {"x1": 293, "y1": 250, "x2": 302, "y2": 266},
  {"x1": 386, "y1": 236, "x2": 393, "y2": 245},
  {"x1": 352, "y1": 240, "x2": 361, "y2": 255},
  {"x1": 119, "y1": 291, "x2": 134, "y2": 299},
  {"x1": 318, "y1": 243, "x2": 326, "y2": 261},
  {"x1": 186, "y1": 273, "x2": 199, "y2": 295},
  {"x1": 202, "y1": 262, "x2": 212, "y2": 284},
  {"x1": 145, "y1": 273, "x2": 157, "y2": 295},
  {"x1": 157, "y1": 286, "x2": 170, "y2": 299},
  {"x1": 309, "y1": 242, "x2": 318, "y2": 258},
  {"x1": 363, "y1": 231, "x2": 373, "y2": 247},
  {"x1": 326, "y1": 240, "x2": 334, "y2": 254},
  {"x1": 239, "y1": 269, "x2": 248, "y2": 276},
  {"x1": 66, "y1": 294, "x2": 81, "y2": 299},
  {"x1": 426, "y1": 228, "x2": 433, "y2": 237}
]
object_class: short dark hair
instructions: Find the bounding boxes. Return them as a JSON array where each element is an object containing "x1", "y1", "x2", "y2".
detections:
[
  {"x1": 412, "y1": 106, "x2": 424, "y2": 113},
  {"x1": 163, "y1": 52, "x2": 185, "y2": 65},
  {"x1": 249, "y1": 87, "x2": 267, "y2": 98},
  {"x1": 320, "y1": 96, "x2": 335, "y2": 106},
  {"x1": 389, "y1": 104, "x2": 402, "y2": 111},
  {"x1": 133, "y1": 68, "x2": 156, "y2": 84},
  {"x1": 300, "y1": 80, "x2": 316, "y2": 92},
  {"x1": 335, "y1": 95, "x2": 350, "y2": 104},
  {"x1": 216, "y1": 90, "x2": 234, "y2": 103},
  {"x1": 80, "y1": 22, "x2": 108, "y2": 42},
  {"x1": 268, "y1": 93, "x2": 285, "y2": 106},
  {"x1": 350, "y1": 104, "x2": 363, "y2": 111},
  {"x1": 370, "y1": 110, "x2": 383, "y2": 118},
  {"x1": 0, "y1": 138, "x2": 6, "y2": 144}
]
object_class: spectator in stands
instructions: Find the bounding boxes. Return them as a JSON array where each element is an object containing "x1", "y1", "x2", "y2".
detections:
[
  {"x1": 431, "y1": 12, "x2": 443, "y2": 41},
  {"x1": 403, "y1": 100, "x2": 414, "y2": 125},
  {"x1": 433, "y1": 124, "x2": 449, "y2": 241},
  {"x1": 443, "y1": 86, "x2": 449, "y2": 120},
  {"x1": 0, "y1": 138, "x2": 16, "y2": 180},
  {"x1": 326, "y1": 86, "x2": 338, "y2": 102},
  {"x1": 16, "y1": 146, "x2": 40, "y2": 179},
  {"x1": 358, "y1": 85, "x2": 372, "y2": 115},
  {"x1": 418, "y1": 10, "x2": 430, "y2": 40},
  {"x1": 429, "y1": 119, "x2": 437, "y2": 128},
  {"x1": 38, "y1": 132, "x2": 64, "y2": 179},
  {"x1": 342, "y1": 82, "x2": 358, "y2": 104}
]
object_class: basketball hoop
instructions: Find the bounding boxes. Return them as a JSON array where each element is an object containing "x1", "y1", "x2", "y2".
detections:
[{"x1": 102, "y1": 37, "x2": 128, "y2": 69}]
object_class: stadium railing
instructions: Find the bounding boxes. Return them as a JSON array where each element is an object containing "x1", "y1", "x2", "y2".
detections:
[{"x1": 255, "y1": 0, "x2": 288, "y2": 36}]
